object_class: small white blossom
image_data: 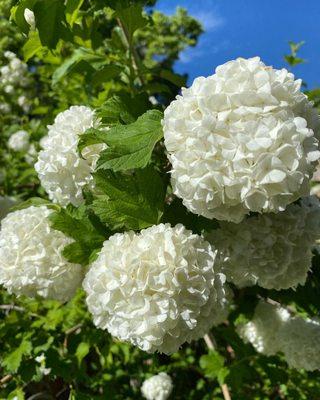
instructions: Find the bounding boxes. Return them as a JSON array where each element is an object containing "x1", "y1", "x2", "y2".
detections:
[
  {"x1": 35, "y1": 354, "x2": 46, "y2": 363},
  {"x1": 208, "y1": 196, "x2": 320, "y2": 290},
  {"x1": 8, "y1": 130, "x2": 29, "y2": 152},
  {"x1": 4, "y1": 51, "x2": 15, "y2": 60},
  {"x1": 35, "y1": 353, "x2": 51, "y2": 375},
  {"x1": 18, "y1": 95, "x2": 31, "y2": 112},
  {"x1": 83, "y1": 224, "x2": 232, "y2": 354},
  {"x1": 141, "y1": 373, "x2": 173, "y2": 400},
  {"x1": 163, "y1": 57, "x2": 320, "y2": 223},
  {"x1": 4, "y1": 85, "x2": 14, "y2": 94},
  {"x1": 35, "y1": 106, "x2": 106, "y2": 207},
  {"x1": 0, "y1": 206, "x2": 83, "y2": 302}
]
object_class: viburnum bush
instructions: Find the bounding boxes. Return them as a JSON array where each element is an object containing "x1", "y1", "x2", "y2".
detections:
[{"x1": 1, "y1": 1, "x2": 320, "y2": 399}]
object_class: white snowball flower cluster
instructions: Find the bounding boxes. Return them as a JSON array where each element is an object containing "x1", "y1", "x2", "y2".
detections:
[
  {"x1": 238, "y1": 301, "x2": 290, "y2": 356},
  {"x1": 8, "y1": 130, "x2": 29, "y2": 152},
  {"x1": 207, "y1": 196, "x2": 320, "y2": 290},
  {"x1": 163, "y1": 57, "x2": 320, "y2": 223},
  {"x1": 0, "y1": 206, "x2": 83, "y2": 302},
  {"x1": 278, "y1": 316, "x2": 320, "y2": 371},
  {"x1": 141, "y1": 373, "x2": 173, "y2": 400},
  {"x1": 24, "y1": 8, "x2": 36, "y2": 29},
  {"x1": 239, "y1": 301, "x2": 320, "y2": 371},
  {"x1": 83, "y1": 223, "x2": 231, "y2": 354},
  {"x1": 35, "y1": 106, "x2": 106, "y2": 207}
]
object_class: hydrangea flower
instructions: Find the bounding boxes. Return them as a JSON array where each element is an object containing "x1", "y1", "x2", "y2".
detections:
[
  {"x1": 83, "y1": 223, "x2": 232, "y2": 354},
  {"x1": 237, "y1": 301, "x2": 290, "y2": 356},
  {"x1": 35, "y1": 106, "x2": 106, "y2": 207},
  {"x1": 278, "y1": 316, "x2": 320, "y2": 371},
  {"x1": 8, "y1": 130, "x2": 29, "y2": 152},
  {"x1": 163, "y1": 57, "x2": 320, "y2": 223},
  {"x1": 141, "y1": 373, "x2": 173, "y2": 400},
  {"x1": 239, "y1": 301, "x2": 320, "y2": 371},
  {"x1": 0, "y1": 206, "x2": 83, "y2": 302},
  {"x1": 207, "y1": 196, "x2": 320, "y2": 290}
]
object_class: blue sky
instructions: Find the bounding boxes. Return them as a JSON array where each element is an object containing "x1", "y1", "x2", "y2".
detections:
[{"x1": 156, "y1": 0, "x2": 320, "y2": 88}]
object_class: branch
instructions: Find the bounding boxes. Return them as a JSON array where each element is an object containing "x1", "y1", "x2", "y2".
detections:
[
  {"x1": 0, "y1": 304, "x2": 25, "y2": 312},
  {"x1": 0, "y1": 304, "x2": 38, "y2": 317},
  {"x1": 116, "y1": 17, "x2": 146, "y2": 86},
  {"x1": 0, "y1": 374, "x2": 12, "y2": 386},
  {"x1": 203, "y1": 333, "x2": 232, "y2": 400}
]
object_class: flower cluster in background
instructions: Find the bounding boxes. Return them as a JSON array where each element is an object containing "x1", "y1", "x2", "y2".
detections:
[
  {"x1": 239, "y1": 301, "x2": 320, "y2": 371},
  {"x1": 0, "y1": 51, "x2": 32, "y2": 114},
  {"x1": 208, "y1": 195, "x2": 320, "y2": 290},
  {"x1": 0, "y1": 206, "x2": 83, "y2": 302}
]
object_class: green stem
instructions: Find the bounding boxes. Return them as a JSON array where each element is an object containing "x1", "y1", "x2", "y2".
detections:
[{"x1": 116, "y1": 17, "x2": 146, "y2": 87}]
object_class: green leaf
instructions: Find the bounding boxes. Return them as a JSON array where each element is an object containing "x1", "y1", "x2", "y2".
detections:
[
  {"x1": 62, "y1": 242, "x2": 93, "y2": 265},
  {"x1": 10, "y1": 0, "x2": 37, "y2": 34},
  {"x1": 97, "y1": 110, "x2": 163, "y2": 171},
  {"x1": 78, "y1": 128, "x2": 108, "y2": 154},
  {"x1": 160, "y1": 69, "x2": 186, "y2": 87},
  {"x1": 52, "y1": 48, "x2": 104, "y2": 85},
  {"x1": 97, "y1": 93, "x2": 150, "y2": 125},
  {"x1": 8, "y1": 388, "x2": 25, "y2": 400},
  {"x1": 116, "y1": 3, "x2": 148, "y2": 45},
  {"x1": 22, "y1": 30, "x2": 42, "y2": 61},
  {"x1": 92, "y1": 167, "x2": 166, "y2": 230},
  {"x1": 92, "y1": 65, "x2": 123, "y2": 86},
  {"x1": 162, "y1": 198, "x2": 219, "y2": 235},
  {"x1": 11, "y1": 197, "x2": 59, "y2": 212},
  {"x1": 33, "y1": 0, "x2": 68, "y2": 48},
  {"x1": 49, "y1": 205, "x2": 108, "y2": 265},
  {"x1": 3, "y1": 338, "x2": 32, "y2": 373},
  {"x1": 75, "y1": 342, "x2": 90, "y2": 366},
  {"x1": 66, "y1": 0, "x2": 84, "y2": 26},
  {"x1": 200, "y1": 351, "x2": 229, "y2": 384}
]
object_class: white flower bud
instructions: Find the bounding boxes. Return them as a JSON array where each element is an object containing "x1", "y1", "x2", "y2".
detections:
[{"x1": 24, "y1": 8, "x2": 36, "y2": 29}]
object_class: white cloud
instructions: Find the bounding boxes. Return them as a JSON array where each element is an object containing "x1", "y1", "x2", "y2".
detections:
[
  {"x1": 179, "y1": 39, "x2": 230, "y2": 64},
  {"x1": 192, "y1": 10, "x2": 225, "y2": 31}
]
